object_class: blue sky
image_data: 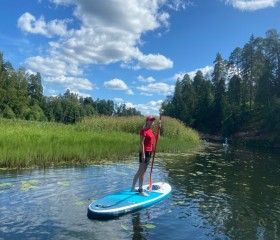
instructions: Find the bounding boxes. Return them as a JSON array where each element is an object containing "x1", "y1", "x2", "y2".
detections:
[{"x1": 1, "y1": 0, "x2": 279, "y2": 115}]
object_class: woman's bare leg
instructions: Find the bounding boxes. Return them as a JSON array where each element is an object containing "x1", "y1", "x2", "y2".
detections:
[{"x1": 131, "y1": 162, "x2": 148, "y2": 192}]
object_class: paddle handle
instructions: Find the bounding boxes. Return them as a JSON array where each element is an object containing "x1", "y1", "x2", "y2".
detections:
[{"x1": 149, "y1": 113, "x2": 162, "y2": 191}]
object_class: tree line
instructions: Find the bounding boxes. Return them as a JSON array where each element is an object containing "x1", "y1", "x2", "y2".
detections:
[
  {"x1": 161, "y1": 29, "x2": 280, "y2": 141},
  {"x1": 0, "y1": 53, "x2": 141, "y2": 124}
]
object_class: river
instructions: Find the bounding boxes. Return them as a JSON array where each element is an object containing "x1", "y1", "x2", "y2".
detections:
[{"x1": 0, "y1": 142, "x2": 279, "y2": 239}]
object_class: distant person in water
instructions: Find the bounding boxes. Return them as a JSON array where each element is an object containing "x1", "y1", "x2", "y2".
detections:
[
  {"x1": 223, "y1": 138, "x2": 229, "y2": 147},
  {"x1": 131, "y1": 116, "x2": 157, "y2": 196}
]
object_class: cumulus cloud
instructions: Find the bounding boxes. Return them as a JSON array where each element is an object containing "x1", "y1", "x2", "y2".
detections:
[
  {"x1": 104, "y1": 78, "x2": 134, "y2": 95},
  {"x1": 114, "y1": 99, "x2": 163, "y2": 115},
  {"x1": 223, "y1": 0, "x2": 279, "y2": 11},
  {"x1": 119, "y1": 100, "x2": 162, "y2": 115},
  {"x1": 134, "y1": 100, "x2": 163, "y2": 115},
  {"x1": 166, "y1": 0, "x2": 195, "y2": 10},
  {"x1": 25, "y1": 56, "x2": 83, "y2": 76},
  {"x1": 140, "y1": 92, "x2": 153, "y2": 96},
  {"x1": 18, "y1": 12, "x2": 69, "y2": 37},
  {"x1": 137, "y1": 83, "x2": 175, "y2": 95},
  {"x1": 186, "y1": 66, "x2": 214, "y2": 79},
  {"x1": 20, "y1": 0, "x2": 177, "y2": 72},
  {"x1": 158, "y1": 12, "x2": 170, "y2": 28},
  {"x1": 69, "y1": 90, "x2": 91, "y2": 98},
  {"x1": 104, "y1": 79, "x2": 128, "y2": 90},
  {"x1": 137, "y1": 75, "x2": 156, "y2": 83},
  {"x1": 113, "y1": 97, "x2": 124, "y2": 103},
  {"x1": 133, "y1": 52, "x2": 173, "y2": 70},
  {"x1": 173, "y1": 65, "x2": 214, "y2": 81},
  {"x1": 45, "y1": 75, "x2": 94, "y2": 90},
  {"x1": 47, "y1": 88, "x2": 91, "y2": 98},
  {"x1": 18, "y1": 0, "x2": 185, "y2": 95}
]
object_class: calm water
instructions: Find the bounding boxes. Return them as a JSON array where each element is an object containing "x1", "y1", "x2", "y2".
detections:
[{"x1": 0, "y1": 143, "x2": 280, "y2": 240}]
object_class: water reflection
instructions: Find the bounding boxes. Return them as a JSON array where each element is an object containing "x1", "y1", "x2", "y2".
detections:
[
  {"x1": 162, "y1": 143, "x2": 280, "y2": 239},
  {"x1": 131, "y1": 210, "x2": 151, "y2": 240},
  {"x1": 0, "y1": 144, "x2": 280, "y2": 239}
]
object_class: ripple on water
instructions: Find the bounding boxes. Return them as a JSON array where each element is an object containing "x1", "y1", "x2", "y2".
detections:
[{"x1": 1, "y1": 147, "x2": 280, "y2": 240}]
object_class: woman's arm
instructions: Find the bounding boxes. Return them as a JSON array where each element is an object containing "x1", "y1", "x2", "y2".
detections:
[{"x1": 140, "y1": 135, "x2": 145, "y2": 158}]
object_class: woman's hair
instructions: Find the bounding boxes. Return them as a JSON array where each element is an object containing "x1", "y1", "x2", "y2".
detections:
[{"x1": 143, "y1": 120, "x2": 148, "y2": 128}]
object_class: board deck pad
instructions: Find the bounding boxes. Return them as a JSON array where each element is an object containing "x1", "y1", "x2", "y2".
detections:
[{"x1": 88, "y1": 182, "x2": 171, "y2": 219}]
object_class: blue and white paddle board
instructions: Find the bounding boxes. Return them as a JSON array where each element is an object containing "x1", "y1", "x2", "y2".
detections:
[{"x1": 88, "y1": 182, "x2": 171, "y2": 219}]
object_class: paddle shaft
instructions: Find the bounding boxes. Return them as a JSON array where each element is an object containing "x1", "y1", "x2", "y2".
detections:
[{"x1": 149, "y1": 114, "x2": 162, "y2": 191}]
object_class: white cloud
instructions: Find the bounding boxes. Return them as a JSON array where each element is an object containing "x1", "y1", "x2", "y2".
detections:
[
  {"x1": 158, "y1": 12, "x2": 170, "y2": 28},
  {"x1": 134, "y1": 100, "x2": 163, "y2": 115},
  {"x1": 137, "y1": 75, "x2": 156, "y2": 83},
  {"x1": 113, "y1": 97, "x2": 124, "y2": 103},
  {"x1": 141, "y1": 92, "x2": 153, "y2": 96},
  {"x1": 123, "y1": 102, "x2": 135, "y2": 109},
  {"x1": 114, "y1": 98, "x2": 163, "y2": 115},
  {"x1": 126, "y1": 89, "x2": 134, "y2": 95},
  {"x1": 104, "y1": 78, "x2": 134, "y2": 95},
  {"x1": 186, "y1": 66, "x2": 214, "y2": 79},
  {"x1": 18, "y1": 12, "x2": 69, "y2": 37},
  {"x1": 104, "y1": 79, "x2": 128, "y2": 90},
  {"x1": 173, "y1": 72, "x2": 187, "y2": 81},
  {"x1": 19, "y1": 0, "x2": 178, "y2": 73},
  {"x1": 47, "y1": 89, "x2": 60, "y2": 96},
  {"x1": 137, "y1": 83, "x2": 175, "y2": 95},
  {"x1": 166, "y1": 0, "x2": 195, "y2": 10},
  {"x1": 224, "y1": 0, "x2": 279, "y2": 11},
  {"x1": 46, "y1": 88, "x2": 91, "y2": 98},
  {"x1": 50, "y1": 0, "x2": 73, "y2": 5},
  {"x1": 173, "y1": 66, "x2": 214, "y2": 81},
  {"x1": 25, "y1": 56, "x2": 83, "y2": 76},
  {"x1": 115, "y1": 99, "x2": 163, "y2": 115},
  {"x1": 45, "y1": 75, "x2": 94, "y2": 90},
  {"x1": 18, "y1": 0, "x2": 192, "y2": 98},
  {"x1": 133, "y1": 52, "x2": 173, "y2": 70},
  {"x1": 69, "y1": 90, "x2": 91, "y2": 98}
]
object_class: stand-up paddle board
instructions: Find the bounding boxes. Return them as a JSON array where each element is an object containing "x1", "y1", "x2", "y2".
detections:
[{"x1": 88, "y1": 182, "x2": 171, "y2": 219}]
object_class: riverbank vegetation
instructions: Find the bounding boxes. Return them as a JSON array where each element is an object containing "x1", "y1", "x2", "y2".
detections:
[
  {"x1": 0, "y1": 52, "x2": 141, "y2": 124},
  {"x1": 0, "y1": 116, "x2": 200, "y2": 168},
  {"x1": 2, "y1": 30, "x2": 279, "y2": 149},
  {"x1": 161, "y1": 29, "x2": 280, "y2": 147}
]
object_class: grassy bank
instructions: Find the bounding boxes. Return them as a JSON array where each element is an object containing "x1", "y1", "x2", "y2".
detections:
[{"x1": 0, "y1": 116, "x2": 200, "y2": 168}]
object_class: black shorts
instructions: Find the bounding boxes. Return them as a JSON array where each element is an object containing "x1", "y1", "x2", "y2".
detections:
[{"x1": 139, "y1": 151, "x2": 152, "y2": 164}]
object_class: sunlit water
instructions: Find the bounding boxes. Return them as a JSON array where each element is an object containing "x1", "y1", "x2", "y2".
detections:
[{"x1": 1, "y1": 143, "x2": 280, "y2": 240}]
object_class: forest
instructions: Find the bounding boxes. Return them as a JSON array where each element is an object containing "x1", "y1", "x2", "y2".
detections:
[
  {"x1": 162, "y1": 29, "x2": 280, "y2": 144},
  {"x1": 1, "y1": 29, "x2": 280, "y2": 145},
  {"x1": 0, "y1": 54, "x2": 141, "y2": 124}
]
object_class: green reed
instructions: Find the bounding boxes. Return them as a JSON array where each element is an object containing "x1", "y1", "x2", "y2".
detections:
[
  {"x1": 0, "y1": 116, "x2": 200, "y2": 168},
  {"x1": 77, "y1": 116, "x2": 200, "y2": 141}
]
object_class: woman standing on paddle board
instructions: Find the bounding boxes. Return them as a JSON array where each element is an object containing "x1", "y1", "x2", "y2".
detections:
[{"x1": 131, "y1": 116, "x2": 157, "y2": 196}]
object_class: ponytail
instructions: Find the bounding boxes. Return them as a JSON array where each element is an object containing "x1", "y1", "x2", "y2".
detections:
[{"x1": 143, "y1": 120, "x2": 148, "y2": 128}]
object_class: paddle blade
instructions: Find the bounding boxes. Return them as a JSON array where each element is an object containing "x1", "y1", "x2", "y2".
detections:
[{"x1": 149, "y1": 176, "x2": 152, "y2": 191}]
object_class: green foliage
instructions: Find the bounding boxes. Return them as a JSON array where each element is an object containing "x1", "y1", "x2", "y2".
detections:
[
  {"x1": 0, "y1": 53, "x2": 140, "y2": 124},
  {"x1": 264, "y1": 100, "x2": 280, "y2": 142},
  {"x1": 0, "y1": 117, "x2": 200, "y2": 168},
  {"x1": 115, "y1": 103, "x2": 141, "y2": 116},
  {"x1": 77, "y1": 115, "x2": 200, "y2": 143},
  {"x1": 2, "y1": 28, "x2": 280, "y2": 146},
  {"x1": 77, "y1": 116, "x2": 144, "y2": 134},
  {"x1": 161, "y1": 29, "x2": 280, "y2": 143}
]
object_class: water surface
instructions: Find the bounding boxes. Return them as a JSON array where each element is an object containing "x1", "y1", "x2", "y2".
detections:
[{"x1": 0, "y1": 143, "x2": 279, "y2": 239}]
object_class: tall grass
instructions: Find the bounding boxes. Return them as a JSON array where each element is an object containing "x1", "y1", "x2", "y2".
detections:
[
  {"x1": 77, "y1": 116, "x2": 200, "y2": 142},
  {"x1": 0, "y1": 116, "x2": 200, "y2": 168}
]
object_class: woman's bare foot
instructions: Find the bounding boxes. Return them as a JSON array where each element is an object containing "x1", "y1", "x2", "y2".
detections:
[{"x1": 139, "y1": 191, "x2": 149, "y2": 197}]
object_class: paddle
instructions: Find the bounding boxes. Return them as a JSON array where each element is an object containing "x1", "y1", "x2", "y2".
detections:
[{"x1": 148, "y1": 113, "x2": 162, "y2": 191}]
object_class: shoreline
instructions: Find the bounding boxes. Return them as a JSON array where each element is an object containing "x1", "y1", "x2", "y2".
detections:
[
  {"x1": 0, "y1": 117, "x2": 200, "y2": 169},
  {"x1": 199, "y1": 132, "x2": 279, "y2": 149}
]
